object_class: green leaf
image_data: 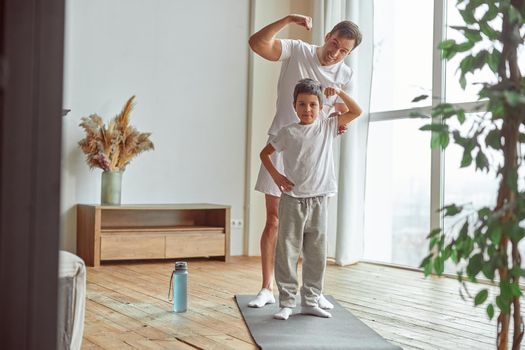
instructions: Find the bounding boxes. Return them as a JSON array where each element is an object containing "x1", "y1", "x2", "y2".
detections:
[
  {"x1": 461, "y1": 149, "x2": 473, "y2": 167},
  {"x1": 473, "y1": 50, "x2": 489, "y2": 71},
  {"x1": 449, "y1": 25, "x2": 469, "y2": 32},
  {"x1": 459, "y1": 55, "x2": 475, "y2": 74},
  {"x1": 442, "y1": 245, "x2": 452, "y2": 260},
  {"x1": 504, "y1": 91, "x2": 525, "y2": 107},
  {"x1": 481, "y1": 4, "x2": 499, "y2": 22},
  {"x1": 431, "y1": 132, "x2": 441, "y2": 148},
  {"x1": 429, "y1": 236, "x2": 439, "y2": 250},
  {"x1": 500, "y1": 281, "x2": 512, "y2": 302},
  {"x1": 411, "y1": 94, "x2": 429, "y2": 103},
  {"x1": 440, "y1": 132, "x2": 450, "y2": 148},
  {"x1": 434, "y1": 256, "x2": 445, "y2": 275},
  {"x1": 443, "y1": 48, "x2": 457, "y2": 60},
  {"x1": 508, "y1": 5, "x2": 523, "y2": 25},
  {"x1": 426, "y1": 228, "x2": 442, "y2": 239},
  {"x1": 489, "y1": 225, "x2": 502, "y2": 244},
  {"x1": 456, "y1": 41, "x2": 476, "y2": 52},
  {"x1": 457, "y1": 109, "x2": 466, "y2": 124},
  {"x1": 438, "y1": 39, "x2": 456, "y2": 49},
  {"x1": 467, "y1": 253, "x2": 483, "y2": 277},
  {"x1": 420, "y1": 123, "x2": 448, "y2": 132},
  {"x1": 421, "y1": 255, "x2": 433, "y2": 276},
  {"x1": 442, "y1": 204, "x2": 463, "y2": 216},
  {"x1": 475, "y1": 289, "x2": 489, "y2": 306},
  {"x1": 459, "y1": 74, "x2": 467, "y2": 89},
  {"x1": 420, "y1": 253, "x2": 433, "y2": 268},
  {"x1": 464, "y1": 29, "x2": 483, "y2": 43},
  {"x1": 478, "y1": 207, "x2": 491, "y2": 219},
  {"x1": 459, "y1": 9, "x2": 476, "y2": 24},
  {"x1": 428, "y1": 130, "x2": 450, "y2": 149},
  {"x1": 487, "y1": 303, "x2": 495, "y2": 319},
  {"x1": 485, "y1": 129, "x2": 502, "y2": 150},
  {"x1": 431, "y1": 103, "x2": 455, "y2": 117},
  {"x1": 511, "y1": 265, "x2": 522, "y2": 278},
  {"x1": 451, "y1": 249, "x2": 459, "y2": 263},
  {"x1": 496, "y1": 295, "x2": 510, "y2": 314},
  {"x1": 480, "y1": 21, "x2": 500, "y2": 40},
  {"x1": 492, "y1": 101, "x2": 505, "y2": 118},
  {"x1": 453, "y1": 131, "x2": 467, "y2": 146},
  {"x1": 482, "y1": 262, "x2": 496, "y2": 280},
  {"x1": 507, "y1": 225, "x2": 525, "y2": 241},
  {"x1": 487, "y1": 50, "x2": 500, "y2": 73},
  {"x1": 510, "y1": 283, "x2": 522, "y2": 297},
  {"x1": 475, "y1": 150, "x2": 489, "y2": 172}
]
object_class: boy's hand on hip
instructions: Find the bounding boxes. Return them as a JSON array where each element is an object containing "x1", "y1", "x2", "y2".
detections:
[
  {"x1": 289, "y1": 14, "x2": 312, "y2": 30},
  {"x1": 273, "y1": 174, "x2": 295, "y2": 192}
]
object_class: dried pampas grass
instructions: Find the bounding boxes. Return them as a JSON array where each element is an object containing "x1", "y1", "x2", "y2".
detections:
[{"x1": 78, "y1": 96, "x2": 154, "y2": 171}]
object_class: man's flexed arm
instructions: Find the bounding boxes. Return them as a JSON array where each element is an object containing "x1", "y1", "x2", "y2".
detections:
[{"x1": 248, "y1": 14, "x2": 312, "y2": 61}]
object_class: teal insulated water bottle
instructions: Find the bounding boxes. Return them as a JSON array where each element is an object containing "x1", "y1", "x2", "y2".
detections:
[{"x1": 169, "y1": 261, "x2": 188, "y2": 312}]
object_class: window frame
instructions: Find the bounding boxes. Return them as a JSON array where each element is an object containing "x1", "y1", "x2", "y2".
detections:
[{"x1": 364, "y1": 0, "x2": 490, "y2": 267}]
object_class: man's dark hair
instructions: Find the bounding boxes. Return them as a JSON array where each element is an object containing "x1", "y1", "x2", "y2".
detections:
[
  {"x1": 330, "y1": 20, "x2": 362, "y2": 48},
  {"x1": 293, "y1": 78, "x2": 324, "y2": 106}
]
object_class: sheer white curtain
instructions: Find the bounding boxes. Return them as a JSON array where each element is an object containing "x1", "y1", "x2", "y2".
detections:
[{"x1": 313, "y1": 0, "x2": 374, "y2": 265}]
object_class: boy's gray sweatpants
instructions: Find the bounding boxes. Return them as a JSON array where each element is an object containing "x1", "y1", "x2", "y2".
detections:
[{"x1": 275, "y1": 193, "x2": 328, "y2": 308}]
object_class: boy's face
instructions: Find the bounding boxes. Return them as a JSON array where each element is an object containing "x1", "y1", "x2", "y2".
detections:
[{"x1": 294, "y1": 93, "x2": 321, "y2": 125}]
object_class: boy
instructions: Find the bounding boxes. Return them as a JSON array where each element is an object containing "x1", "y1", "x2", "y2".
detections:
[{"x1": 259, "y1": 79, "x2": 361, "y2": 320}]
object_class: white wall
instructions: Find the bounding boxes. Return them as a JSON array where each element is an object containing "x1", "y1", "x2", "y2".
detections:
[{"x1": 61, "y1": 0, "x2": 250, "y2": 256}]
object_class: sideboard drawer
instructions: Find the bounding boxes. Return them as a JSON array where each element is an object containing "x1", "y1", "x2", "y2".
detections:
[
  {"x1": 165, "y1": 232, "x2": 225, "y2": 258},
  {"x1": 101, "y1": 235, "x2": 165, "y2": 260}
]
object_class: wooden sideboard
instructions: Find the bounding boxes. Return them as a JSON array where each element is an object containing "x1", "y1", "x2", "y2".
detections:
[{"x1": 77, "y1": 204, "x2": 230, "y2": 267}]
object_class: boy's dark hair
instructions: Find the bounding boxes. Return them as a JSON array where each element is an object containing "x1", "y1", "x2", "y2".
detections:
[
  {"x1": 293, "y1": 78, "x2": 324, "y2": 106},
  {"x1": 329, "y1": 20, "x2": 362, "y2": 48}
]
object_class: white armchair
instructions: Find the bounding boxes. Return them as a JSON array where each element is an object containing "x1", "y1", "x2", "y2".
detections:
[{"x1": 57, "y1": 250, "x2": 86, "y2": 350}]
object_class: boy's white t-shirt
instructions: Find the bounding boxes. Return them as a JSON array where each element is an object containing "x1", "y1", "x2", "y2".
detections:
[
  {"x1": 270, "y1": 117, "x2": 338, "y2": 198},
  {"x1": 268, "y1": 39, "x2": 354, "y2": 136}
]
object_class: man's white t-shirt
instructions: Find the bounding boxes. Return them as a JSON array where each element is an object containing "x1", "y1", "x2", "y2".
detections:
[
  {"x1": 270, "y1": 117, "x2": 338, "y2": 198},
  {"x1": 267, "y1": 39, "x2": 354, "y2": 136}
]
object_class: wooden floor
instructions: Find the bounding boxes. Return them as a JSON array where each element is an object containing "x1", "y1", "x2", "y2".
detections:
[{"x1": 83, "y1": 256, "x2": 515, "y2": 350}]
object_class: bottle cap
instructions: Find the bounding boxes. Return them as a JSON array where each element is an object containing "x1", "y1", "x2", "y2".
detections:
[{"x1": 175, "y1": 261, "x2": 188, "y2": 271}]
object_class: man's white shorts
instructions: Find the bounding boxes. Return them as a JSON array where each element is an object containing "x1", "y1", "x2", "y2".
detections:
[{"x1": 255, "y1": 135, "x2": 284, "y2": 198}]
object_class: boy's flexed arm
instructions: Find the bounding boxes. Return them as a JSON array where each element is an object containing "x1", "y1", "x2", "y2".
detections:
[
  {"x1": 260, "y1": 144, "x2": 295, "y2": 192},
  {"x1": 249, "y1": 14, "x2": 312, "y2": 61},
  {"x1": 324, "y1": 87, "x2": 362, "y2": 128}
]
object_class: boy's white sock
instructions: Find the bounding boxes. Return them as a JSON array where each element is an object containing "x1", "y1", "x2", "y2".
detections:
[
  {"x1": 248, "y1": 288, "x2": 276, "y2": 308},
  {"x1": 274, "y1": 307, "x2": 293, "y2": 320},
  {"x1": 318, "y1": 294, "x2": 334, "y2": 310},
  {"x1": 301, "y1": 305, "x2": 332, "y2": 318}
]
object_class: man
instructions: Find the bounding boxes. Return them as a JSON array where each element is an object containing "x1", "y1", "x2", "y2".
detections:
[{"x1": 249, "y1": 14, "x2": 362, "y2": 308}]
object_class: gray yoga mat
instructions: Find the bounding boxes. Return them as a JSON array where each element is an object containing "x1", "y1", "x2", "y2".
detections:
[{"x1": 235, "y1": 295, "x2": 402, "y2": 350}]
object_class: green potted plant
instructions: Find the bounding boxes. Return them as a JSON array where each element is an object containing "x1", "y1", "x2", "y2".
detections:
[
  {"x1": 414, "y1": 0, "x2": 524, "y2": 349},
  {"x1": 78, "y1": 95, "x2": 154, "y2": 205}
]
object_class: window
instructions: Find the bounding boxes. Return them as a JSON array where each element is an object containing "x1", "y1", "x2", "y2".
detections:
[
  {"x1": 370, "y1": 0, "x2": 433, "y2": 113},
  {"x1": 445, "y1": 0, "x2": 499, "y2": 103},
  {"x1": 364, "y1": 118, "x2": 431, "y2": 266},
  {"x1": 365, "y1": 0, "x2": 524, "y2": 275},
  {"x1": 364, "y1": 0, "x2": 434, "y2": 267}
]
